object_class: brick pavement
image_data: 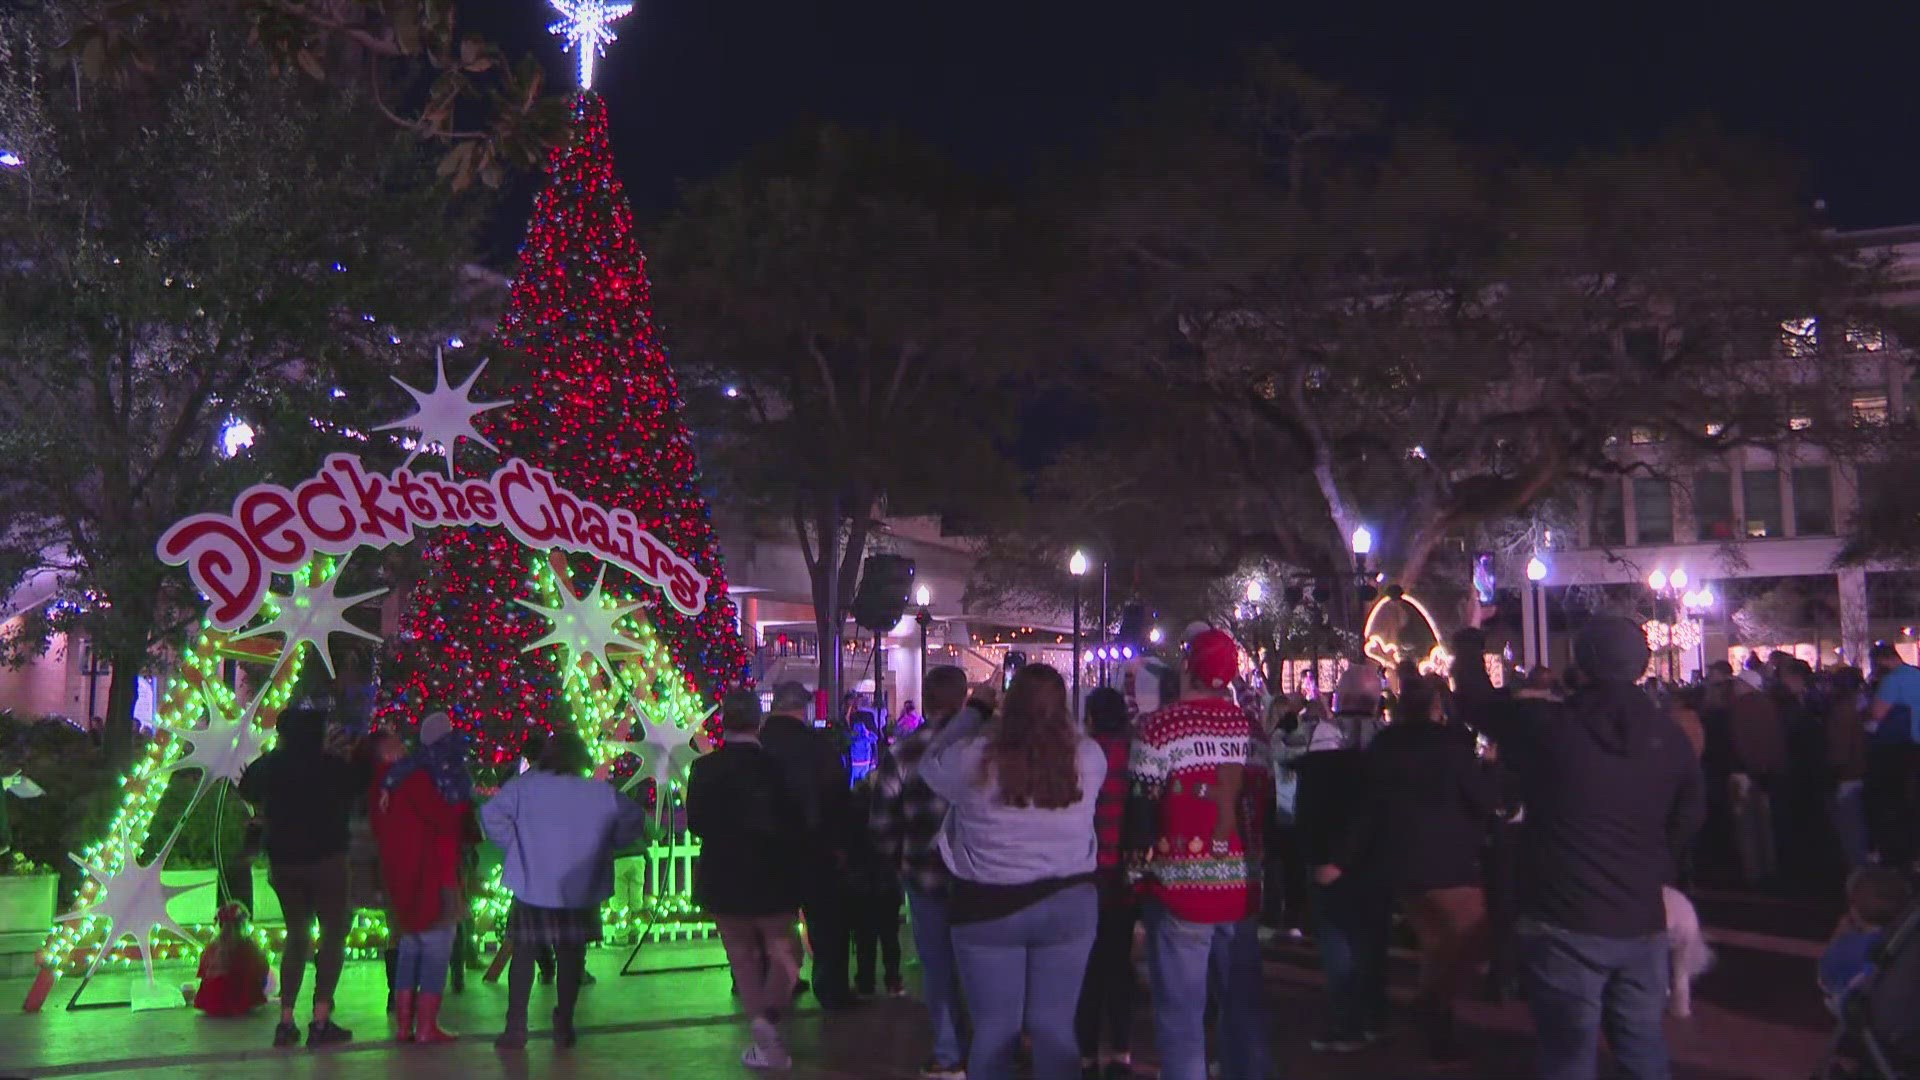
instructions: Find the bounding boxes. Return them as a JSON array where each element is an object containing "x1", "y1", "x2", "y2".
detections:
[{"x1": 0, "y1": 900, "x2": 1839, "y2": 1080}]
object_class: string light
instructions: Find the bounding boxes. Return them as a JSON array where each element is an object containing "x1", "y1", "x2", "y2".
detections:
[{"x1": 38, "y1": 561, "x2": 321, "y2": 977}]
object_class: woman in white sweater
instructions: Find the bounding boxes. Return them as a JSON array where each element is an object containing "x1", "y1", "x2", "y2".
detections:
[
  {"x1": 480, "y1": 732, "x2": 648, "y2": 1050},
  {"x1": 920, "y1": 664, "x2": 1107, "y2": 1080}
]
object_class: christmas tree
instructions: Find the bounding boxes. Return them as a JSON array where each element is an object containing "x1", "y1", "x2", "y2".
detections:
[{"x1": 376, "y1": 92, "x2": 749, "y2": 765}]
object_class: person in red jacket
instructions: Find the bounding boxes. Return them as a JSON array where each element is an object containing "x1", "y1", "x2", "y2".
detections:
[{"x1": 374, "y1": 712, "x2": 476, "y2": 1045}]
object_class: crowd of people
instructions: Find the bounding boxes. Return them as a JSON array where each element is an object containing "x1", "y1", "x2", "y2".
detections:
[
  {"x1": 235, "y1": 708, "x2": 648, "y2": 1051},
  {"x1": 685, "y1": 618, "x2": 1697, "y2": 1080},
  {"x1": 223, "y1": 614, "x2": 1920, "y2": 1077}
]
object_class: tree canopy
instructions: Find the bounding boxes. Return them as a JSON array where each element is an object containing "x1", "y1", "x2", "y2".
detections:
[
  {"x1": 650, "y1": 124, "x2": 1028, "y2": 691},
  {"x1": 0, "y1": 6, "x2": 485, "y2": 758},
  {"x1": 983, "y1": 56, "x2": 1916, "y2": 633}
]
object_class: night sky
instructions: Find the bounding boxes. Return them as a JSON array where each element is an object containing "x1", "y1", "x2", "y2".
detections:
[{"x1": 471, "y1": 0, "x2": 1920, "y2": 232}]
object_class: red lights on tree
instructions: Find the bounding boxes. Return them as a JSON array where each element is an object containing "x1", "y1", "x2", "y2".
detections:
[{"x1": 377, "y1": 94, "x2": 749, "y2": 763}]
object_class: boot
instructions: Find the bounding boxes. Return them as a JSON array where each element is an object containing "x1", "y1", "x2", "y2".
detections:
[
  {"x1": 494, "y1": 1017, "x2": 529, "y2": 1051},
  {"x1": 413, "y1": 992, "x2": 458, "y2": 1045},
  {"x1": 552, "y1": 1006, "x2": 577, "y2": 1049},
  {"x1": 393, "y1": 990, "x2": 416, "y2": 1043},
  {"x1": 383, "y1": 950, "x2": 398, "y2": 1013},
  {"x1": 449, "y1": 934, "x2": 467, "y2": 994}
]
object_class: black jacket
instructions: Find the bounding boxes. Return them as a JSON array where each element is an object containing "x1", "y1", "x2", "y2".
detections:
[
  {"x1": 1453, "y1": 629, "x2": 1705, "y2": 937},
  {"x1": 238, "y1": 719, "x2": 364, "y2": 868},
  {"x1": 1361, "y1": 721, "x2": 1497, "y2": 893},
  {"x1": 1293, "y1": 745, "x2": 1380, "y2": 887},
  {"x1": 758, "y1": 713, "x2": 851, "y2": 860},
  {"x1": 686, "y1": 740, "x2": 808, "y2": 917}
]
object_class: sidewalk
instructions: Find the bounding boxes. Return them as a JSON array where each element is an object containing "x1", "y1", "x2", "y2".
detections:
[{"x1": 0, "y1": 911, "x2": 1838, "y2": 1079}]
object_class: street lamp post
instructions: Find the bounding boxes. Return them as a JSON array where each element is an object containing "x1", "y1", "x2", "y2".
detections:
[
  {"x1": 1099, "y1": 560, "x2": 1111, "y2": 688},
  {"x1": 914, "y1": 583, "x2": 933, "y2": 705},
  {"x1": 1647, "y1": 568, "x2": 1711, "y2": 682},
  {"x1": 1524, "y1": 556, "x2": 1551, "y2": 670},
  {"x1": 1070, "y1": 550, "x2": 1090, "y2": 712},
  {"x1": 1349, "y1": 526, "x2": 1374, "y2": 635}
]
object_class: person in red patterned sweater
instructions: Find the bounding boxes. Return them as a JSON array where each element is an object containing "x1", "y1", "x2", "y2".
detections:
[{"x1": 1124, "y1": 629, "x2": 1274, "y2": 1080}]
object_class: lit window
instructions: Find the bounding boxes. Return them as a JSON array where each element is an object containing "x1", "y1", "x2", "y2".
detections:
[
  {"x1": 1845, "y1": 325, "x2": 1886, "y2": 352},
  {"x1": 1780, "y1": 316, "x2": 1819, "y2": 357},
  {"x1": 1630, "y1": 427, "x2": 1660, "y2": 445},
  {"x1": 1853, "y1": 394, "x2": 1890, "y2": 427},
  {"x1": 1789, "y1": 415, "x2": 1814, "y2": 431},
  {"x1": 1704, "y1": 422, "x2": 1725, "y2": 437}
]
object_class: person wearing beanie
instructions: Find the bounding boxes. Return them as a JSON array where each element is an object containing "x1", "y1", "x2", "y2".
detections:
[
  {"x1": 483, "y1": 730, "x2": 649, "y2": 1051},
  {"x1": 373, "y1": 712, "x2": 479, "y2": 1045},
  {"x1": 1123, "y1": 629, "x2": 1273, "y2": 1080},
  {"x1": 1452, "y1": 616, "x2": 1704, "y2": 1080},
  {"x1": 239, "y1": 706, "x2": 367, "y2": 1049}
]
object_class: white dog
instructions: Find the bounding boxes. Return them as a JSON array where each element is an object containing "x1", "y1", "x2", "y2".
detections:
[{"x1": 1664, "y1": 886, "x2": 1713, "y2": 1018}]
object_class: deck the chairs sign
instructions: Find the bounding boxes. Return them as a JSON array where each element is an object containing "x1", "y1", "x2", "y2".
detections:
[{"x1": 159, "y1": 452, "x2": 710, "y2": 631}]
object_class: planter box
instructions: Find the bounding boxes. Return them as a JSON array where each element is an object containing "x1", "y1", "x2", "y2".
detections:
[{"x1": 0, "y1": 874, "x2": 57, "y2": 935}]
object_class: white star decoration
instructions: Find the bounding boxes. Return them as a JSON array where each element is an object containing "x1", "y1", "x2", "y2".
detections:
[
  {"x1": 608, "y1": 701, "x2": 714, "y2": 819},
  {"x1": 373, "y1": 351, "x2": 511, "y2": 475},
  {"x1": 230, "y1": 565, "x2": 386, "y2": 679},
  {"x1": 549, "y1": 0, "x2": 633, "y2": 90},
  {"x1": 157, "y1": 682, "x2": 271, "y2": 788},
  {"x1": 517, "y1": 567, "x2": 646, "y2": 685},
  {"x1": 57, "y1": 838, "x2": 211, "y2": 986}
]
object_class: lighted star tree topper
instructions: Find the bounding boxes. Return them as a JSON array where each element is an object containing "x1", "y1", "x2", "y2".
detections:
[{"x1": 549, "y1": 0, "x2": 633, "y2": 90}]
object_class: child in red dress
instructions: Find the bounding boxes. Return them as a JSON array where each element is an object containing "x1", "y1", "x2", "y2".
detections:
[{"x1": 192, "y1": 902, "x2": 271, "y2": 1017}]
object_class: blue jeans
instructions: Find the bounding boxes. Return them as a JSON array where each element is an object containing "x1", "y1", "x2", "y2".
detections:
[
  {"x1": 950, "y1": 883, "x2": 1096, "y2": 1080},
  {"x1": 1142, "y1": 900, "x2": 1271, "y2": 1080},
  {"x1": 1312, "y1": 883, "x2": 1390, "y2": 1038},
  {"x1": 908, "y1": 886, "x2": 967, "y2": 1067},
  {"x1": 395, "y1": 926, "x2": 457, "y2": 995},
  {"x1": 1519, "y1": 921, "x2": 1670, "y2": 1080}
]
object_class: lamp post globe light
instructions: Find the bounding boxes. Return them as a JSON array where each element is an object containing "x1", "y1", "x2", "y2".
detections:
[
  {"x1": 913, "y1": 584, "x2": 933, "y2": 706},
  {"x1": 1523, "y1": 554, "x2": 1551, "y2": 669},
  {"x1": 1350, "y1": 526, "x2": 1374, "y2": 557},
  {"x1": 1069, "y1": 550, "x2": 1089, "y2": 712},
  {"x1": 1646, "y1": 567, "x2": 1707, "y2": 681}
]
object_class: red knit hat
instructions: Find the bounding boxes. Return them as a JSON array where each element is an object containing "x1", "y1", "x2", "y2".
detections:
[{"x1": 1186, "y1": 629, "x2": 1241, "y2": 690}]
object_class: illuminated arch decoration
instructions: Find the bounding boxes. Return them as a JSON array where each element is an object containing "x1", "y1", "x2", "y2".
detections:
[
  {"x1": 24, "y1": 362, "x2": 725, "y2": 1012},
  {"x1": 1362, "y1": 591, "x2": 1502, "y2": 688},
  {"x1": 1364, "y1": 592, "x2": 1451, "y2": 676}
]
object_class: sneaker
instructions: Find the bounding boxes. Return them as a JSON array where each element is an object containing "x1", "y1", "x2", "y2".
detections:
[
  {"x1": 919, "y1": 1061, "x2": 966, "y2": 1079},
  {"x1": 307, "y1": 1020, "x2": 353, "y2": 1048},
  {"x1": 1309, "y1": 1033, "x2": 1367, "y2": 1054},
  {"x1": 742, "y1": 1041, "x2": 793, "y2": 1069},
  {"x1": 272, "y1": 1021, "x2": 301, "y2": 1049}
]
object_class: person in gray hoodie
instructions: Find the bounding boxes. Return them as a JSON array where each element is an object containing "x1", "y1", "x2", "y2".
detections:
[{"x1": 1451, "y1": 617, "x2": 1704, "y2": 1080}]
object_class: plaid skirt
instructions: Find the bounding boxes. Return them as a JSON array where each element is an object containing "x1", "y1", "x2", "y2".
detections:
[{"x1": 506, "y1": 900, "x2": 603, "y2": 949}]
